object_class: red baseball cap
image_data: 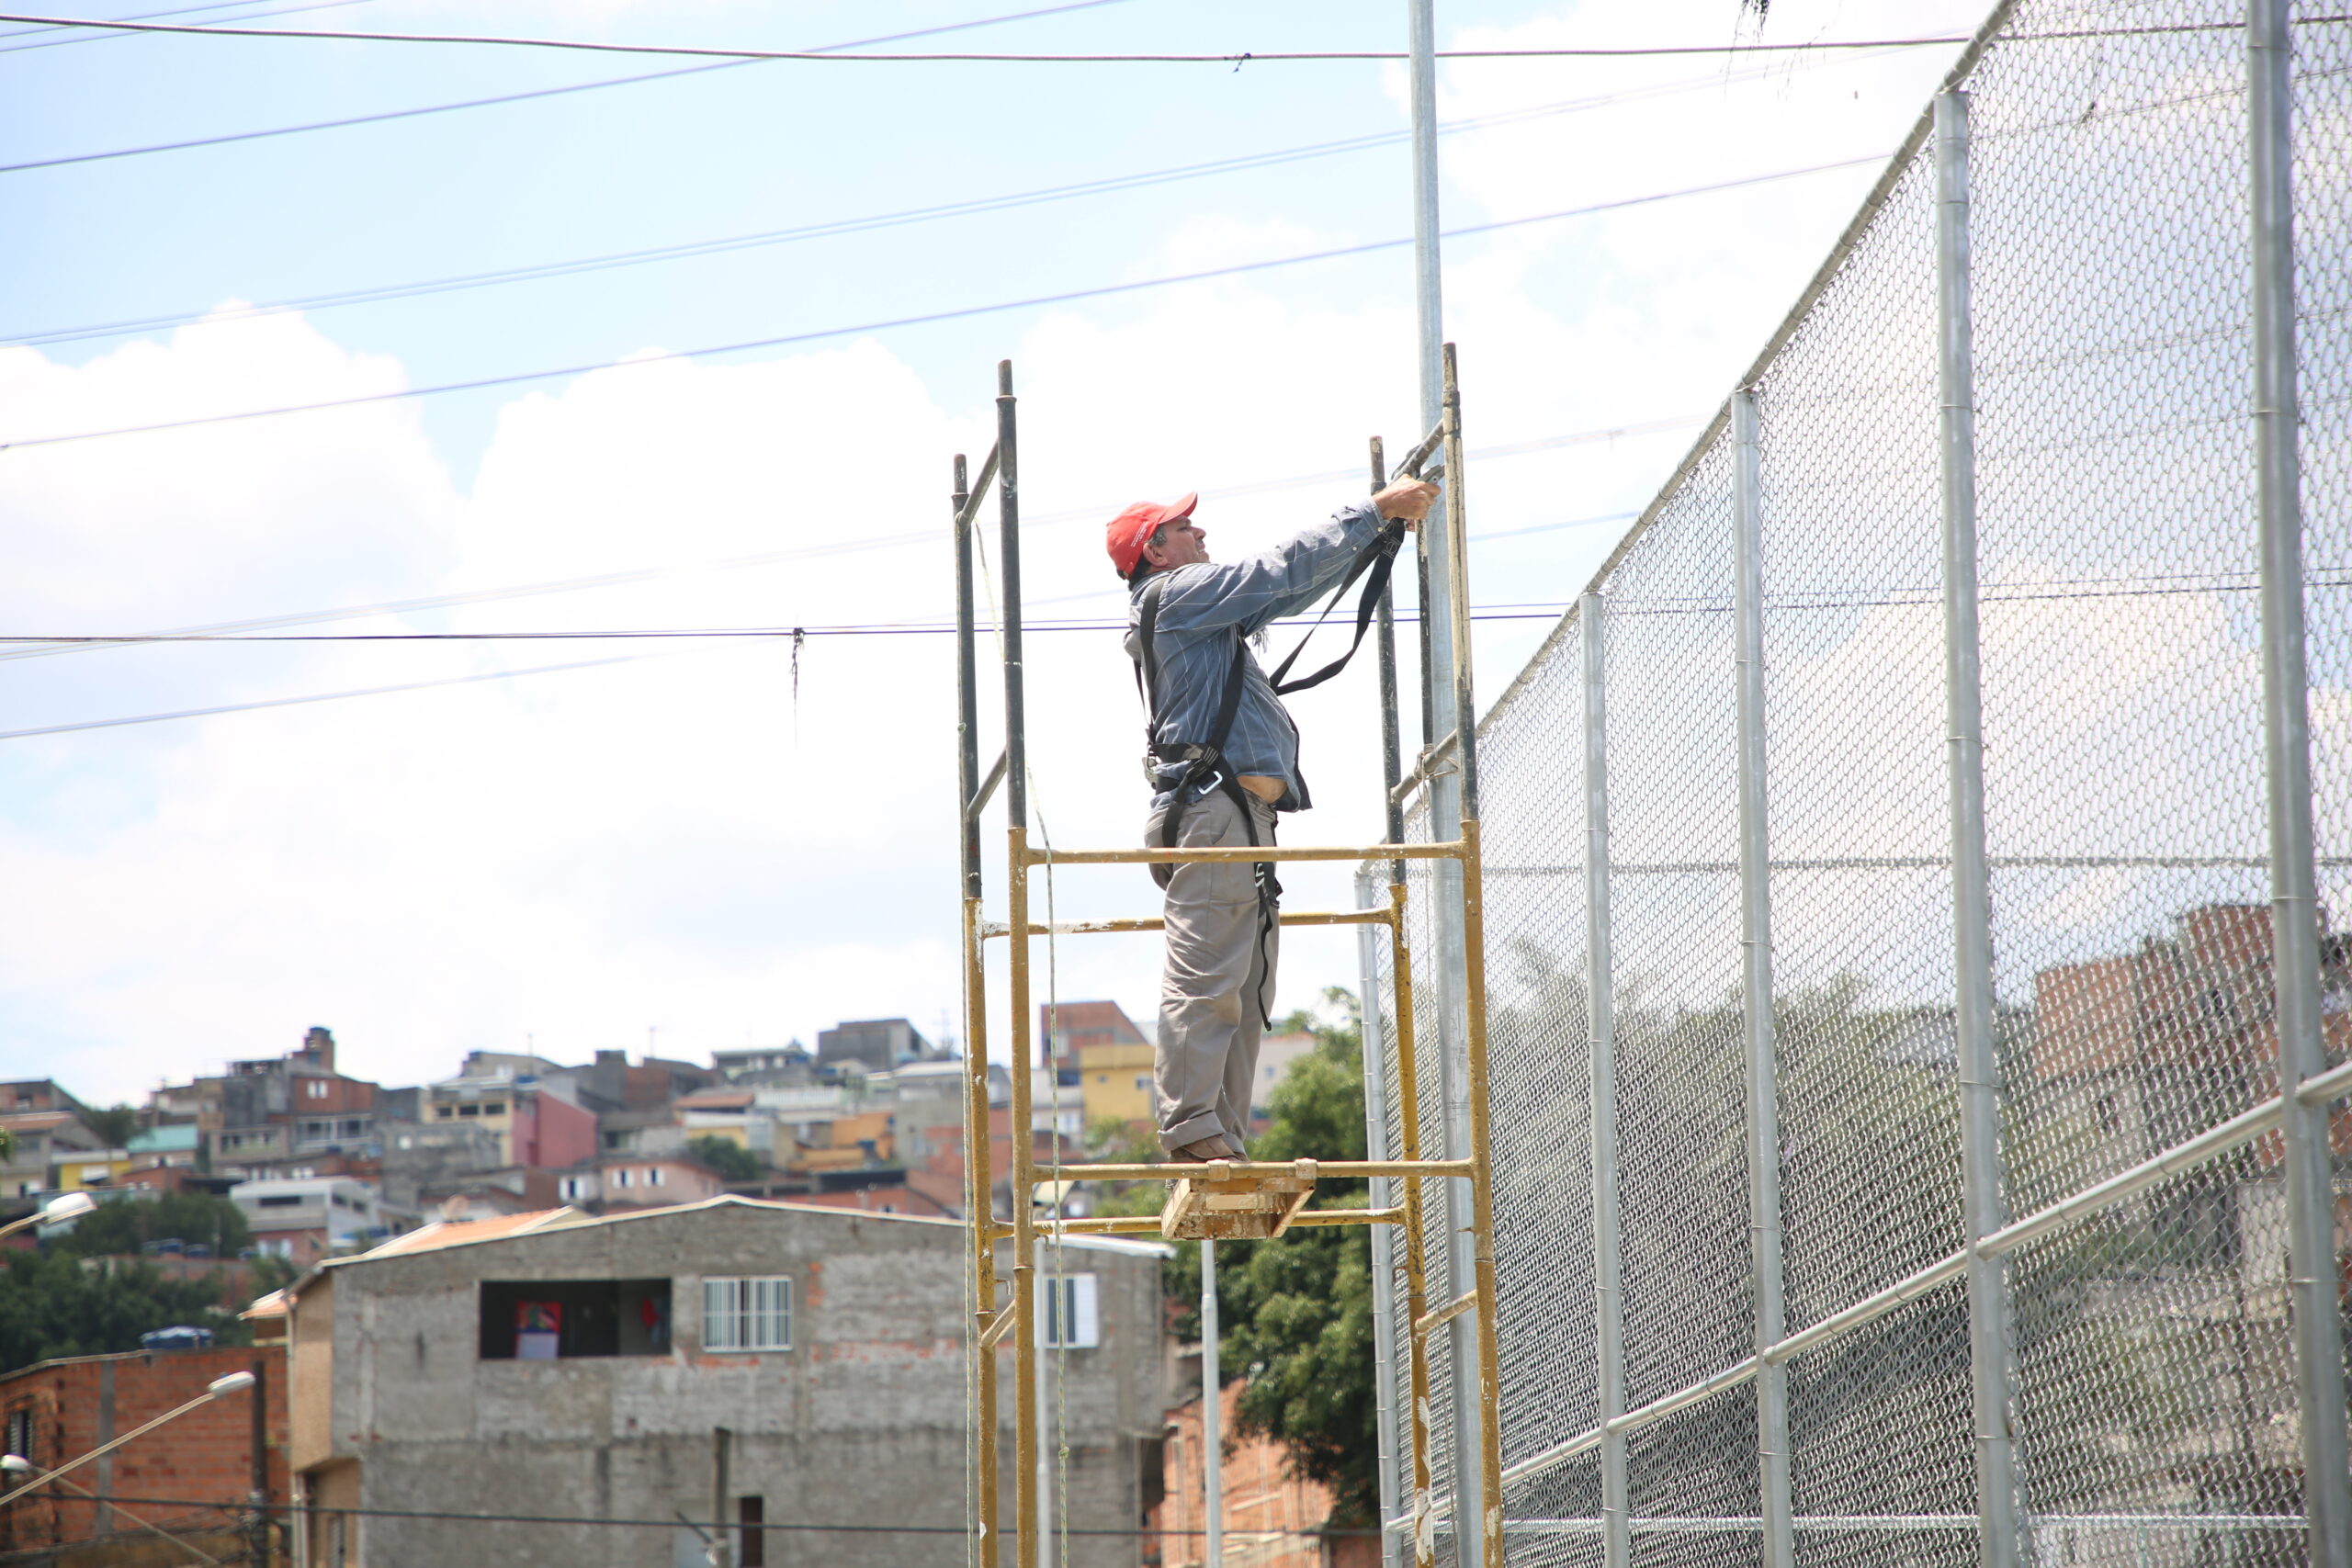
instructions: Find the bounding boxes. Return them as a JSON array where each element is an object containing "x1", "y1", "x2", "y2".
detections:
[{"x1": 1105, "y1": 492, "x2": 1199, "y2": 575}]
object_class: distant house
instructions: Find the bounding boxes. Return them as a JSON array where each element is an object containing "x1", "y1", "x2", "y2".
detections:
[
  {"x1": 231, "y1": 1177, "x2": 402, "y2": 1264},
  {"x1": 284, "y1": 1197, "x2": 1169, "y2": 1567},
  {"x1": 553, "y1": 1152, "x2": 727, "y2": 1212}
]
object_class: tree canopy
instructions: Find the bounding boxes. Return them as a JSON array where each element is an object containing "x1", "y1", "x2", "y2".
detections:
[{"x1": 686, "y1": 1135, "x2": 764, "y2": 1182}]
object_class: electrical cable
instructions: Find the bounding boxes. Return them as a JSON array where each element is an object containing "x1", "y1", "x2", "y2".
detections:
[
  {"x1": 0, "y1": 12, "x2": 1982, "y2": 60},
  {"x1": 0, "y1": 156, "x2": 1883, "y2": 452},
  {"x1": 0, "y1": 0, "x2": 1143, "y2": 177},
  {"x1": 0, "y1": 449, "x2": 1681, "y2": 668},
  {"x1": 0, "y1": 0, "x2": 379, "y2": 54},
  {"x1": 33, "y1": 1491, "x2": 1384, "y2": 1540},
  {"x1": 0, "y1": 611, "x2": 1587, "y2": 741},
  {"x1": 0, "y1": 51, "x2": 1885, "y2": 337}
]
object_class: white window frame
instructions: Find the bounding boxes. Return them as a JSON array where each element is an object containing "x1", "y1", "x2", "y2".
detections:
[
  {"x1": 609, "y1": 1168, "x2": 630, "y2": 1189},
  {"x1": 646, "y1": 1167, "x2": 665, "y2": 1187},
  {"x1": 703, "y1": 1276, "x2": 792, "y2": 1351},
  {"x1": 1040, "y1": 1273, "x2": 1099, "y2": 1349}
]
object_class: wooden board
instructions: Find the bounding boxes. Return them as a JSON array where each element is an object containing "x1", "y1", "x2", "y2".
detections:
[{"x1": 1159, "y1": 1161, "x2": 1318, "y2": 1241}]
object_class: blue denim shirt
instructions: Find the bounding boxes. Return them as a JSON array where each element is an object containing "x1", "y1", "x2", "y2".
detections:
[{"x1": 1125, "y1": 499, "x2": 1387, "y2": 811}]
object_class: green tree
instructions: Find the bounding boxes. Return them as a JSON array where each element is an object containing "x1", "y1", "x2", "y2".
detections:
[
  {"x1": 686, "y1": 1135, "x2": 763, "y2": 1183},
  {"x1": 0, "y1": 1251, "x2": 261, "y2": 1373},
  {"x1": 82, "y1": 1104, "x2": 141, "y2": 1151},
  {"x1": 51, "y1": 1192, "x2": 251, "y2": 1260}
]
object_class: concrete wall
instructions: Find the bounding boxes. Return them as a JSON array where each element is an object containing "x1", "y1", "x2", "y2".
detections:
[{"x1": 300, "y1": 1199, "x2": 1166, "y2": 1568}]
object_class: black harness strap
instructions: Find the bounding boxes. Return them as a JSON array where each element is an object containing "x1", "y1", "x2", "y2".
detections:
[{"x1": 1266, "y1": 521, "x2": 1406, "y2": 695}]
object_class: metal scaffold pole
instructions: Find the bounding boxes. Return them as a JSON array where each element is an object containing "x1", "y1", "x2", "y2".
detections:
[
  {"x1": 954, "y1": 448, "x2": 1002, "y2": 1566},
  {"x1": 1731, "y1": 387, "x2": 1793, "y2": 1568},
  {"x1": 2248, "y1": 2, "x2": 2352, "y2": 1560},
  {"x1": 996, "y1": 357, "x2": 1040, "y2": 1568},
  {"x1": 1934, "y1": 87, "x2": 2024, "y2": 1568}
]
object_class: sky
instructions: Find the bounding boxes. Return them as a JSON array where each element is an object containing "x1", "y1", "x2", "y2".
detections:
[{"x1": 0, "y1": 0, "x2": 1997, "y2": 1106}]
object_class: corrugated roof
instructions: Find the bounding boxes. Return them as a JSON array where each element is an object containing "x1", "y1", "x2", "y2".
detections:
[{"x1": 356, "y1": 1207, "x2": 587, "y2": 1258}]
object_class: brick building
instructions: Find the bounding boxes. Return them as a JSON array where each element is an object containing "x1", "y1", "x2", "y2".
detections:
[
  {"x1": 1148, "y1": 1390, "x2": 1374, "y2": 1568},
  {"x1": 0, "y1": 1344, "x2": 287, "y2": 1559}
]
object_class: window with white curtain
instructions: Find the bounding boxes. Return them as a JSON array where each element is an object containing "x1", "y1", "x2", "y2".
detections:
[{"x1": 704, "y1": 1276, "x2": 792, "y2": 1351}]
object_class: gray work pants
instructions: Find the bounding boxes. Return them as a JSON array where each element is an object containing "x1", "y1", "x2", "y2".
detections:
[{"x1": 1147, "y1": 786, "x2": 1280, "y2": 1153}]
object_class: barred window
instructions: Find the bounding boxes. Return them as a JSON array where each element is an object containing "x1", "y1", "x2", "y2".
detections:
[{"x1": 704, "y1": 1276, "x2": 791, "y2": 1351}]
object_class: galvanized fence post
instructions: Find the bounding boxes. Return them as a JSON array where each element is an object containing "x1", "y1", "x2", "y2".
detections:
[
  {"x1": 1358, "y1": 868, "x2": 1408, "y2": 1568},
  {"x1": 2248, "y1": 2, "x2": 2352, "y2": 1560},
  {"x1": 1732, "y1": 388, "x2": 1794, "y2": 1568},
  {"x1": 1584, "y1": 590, "x2": 1629, "y2": 1568},
  {"x1": 1934, "y1": 87, "x2": 2025, "y2": 1568}
]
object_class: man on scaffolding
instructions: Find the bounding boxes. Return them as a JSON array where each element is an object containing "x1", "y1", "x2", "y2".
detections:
[{"x1": 1111, "y1": 476, "x2": 1440, "y2": 1162}]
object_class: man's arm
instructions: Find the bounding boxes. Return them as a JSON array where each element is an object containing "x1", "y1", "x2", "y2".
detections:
[{"x1": 1150, "y1": 501, "x2": 1387, "y2": 635}]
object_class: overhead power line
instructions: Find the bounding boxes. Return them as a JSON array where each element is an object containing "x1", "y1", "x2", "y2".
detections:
[
  {"x1": 0, "y1": 0, "x2": 379, "y2": 54},
  {"x1": 0, "y1": 51, "x2": 1873, "y2": 337},
  {"x1": 0, "y1": 13, "x2": 1979, "y2": 60},
  {"x1": 0, "y1": 154, "x2": 1883, "y2": 452},
  {"x1": 0, "y1": 0, "x2": 1143, "y2": 178},
  {"x1": 0, "y1": 437, "x2": 1682, "y2": 664},
  {"x1": 0, "y1": 609, "x2": 1583, "y2": 742}
]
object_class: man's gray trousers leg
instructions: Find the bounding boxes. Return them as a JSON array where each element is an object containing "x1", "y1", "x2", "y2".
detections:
[{"x1": 1148, "y1": 788, "x2": 1280, "y2": 1153}]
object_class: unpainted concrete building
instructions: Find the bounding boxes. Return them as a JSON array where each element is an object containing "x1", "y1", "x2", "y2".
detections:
[{"x1": 287, "y1": 1195, "x2": 1168, "y2": 1568}]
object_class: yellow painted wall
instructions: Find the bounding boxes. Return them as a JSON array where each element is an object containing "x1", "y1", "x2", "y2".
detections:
[{"x1": 1079, "y1": 1043, "x2": 1156, "y2": 1126}]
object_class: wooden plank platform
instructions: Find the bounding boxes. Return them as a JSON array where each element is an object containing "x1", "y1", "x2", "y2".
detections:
[{"x1": 1160, "y1": 1160, "x2": 1317, "y2": 1240}]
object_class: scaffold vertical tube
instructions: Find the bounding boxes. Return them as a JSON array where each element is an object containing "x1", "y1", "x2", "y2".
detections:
[
  {"x1": 2249, "y1": 2, "x2": 2352, "y2": 1558},
  {"x1": 1356, "y1": 869, "x2": 1407, "y2": 1568},
  {"x1": 1374, "y1": 437, "x2": 1407, "y2": 886},
  {"x1": 955, "y1": 450, "x2": 1001, "y2": 1566},
  {"x1": 1731, "y1": 389, "x2": 1793, "y2": 1568},
  {"x1": 1429, "y1": 342, "x2": 1485, "y2": 1568},
  {"x1": 1388, "y1": 884, "x2": 1439, "y2": 1568},
  {"x1": 996, "y1": 358, "x2": 1039, "y2": 1568},
  {"x1": 1437, "y1": 344, "x2": 1503, "y2": 1568},
  {"x1": 1934, "y1": 88, "x2": 2023, "y2": 1568},
  {"x1": 1584, "y1": 590, "x2": 1628, "y2": 1568}
]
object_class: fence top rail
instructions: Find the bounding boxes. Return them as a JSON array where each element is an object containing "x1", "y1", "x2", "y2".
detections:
[
  {"x1": 1035, "y1": 1158, "x2": 1474, "y2": 1184},
  {"x1": 1030, "y1": 841, "x2": 1462, "y2": 866}
]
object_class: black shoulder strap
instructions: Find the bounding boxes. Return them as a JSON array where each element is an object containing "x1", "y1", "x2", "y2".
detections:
[
  {"x1": 1134, "y1": 574, "x2": 1250, "y2": 755},
  {"x1": 1267, "y1": 523, "x2": 1405, "y2": 696}
]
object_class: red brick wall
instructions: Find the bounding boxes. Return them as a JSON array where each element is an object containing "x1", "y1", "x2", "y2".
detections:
[{"x1": 0, "y1": 1345, "x2": 288, "y2": 1553}]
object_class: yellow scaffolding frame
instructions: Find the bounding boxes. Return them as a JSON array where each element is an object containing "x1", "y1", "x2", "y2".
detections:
[{"x1": 954, "y1": 353, "x2": 1503, "y2": 1568}]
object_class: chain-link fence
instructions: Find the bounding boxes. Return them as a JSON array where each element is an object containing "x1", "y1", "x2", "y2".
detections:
[{"x1": 1361, "y1": 1, "x2": 2352, "y2": 1562}]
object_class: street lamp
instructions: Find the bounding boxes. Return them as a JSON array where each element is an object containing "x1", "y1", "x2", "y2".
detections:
[
  {"x1": 0, "y1": 1452, "x2": 224, "y2": 1566},
  {"x1": 0, "y1": 1191, "x2": 96, "y2": 1241},
  {"x1": 0, "y1": 1371, "x2": 254, "y2": 1510}
]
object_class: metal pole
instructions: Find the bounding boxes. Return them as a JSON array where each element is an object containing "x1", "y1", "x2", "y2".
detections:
[
  {"x1": 1408, "y1": 0, "x2": 1442, "y2": 757},
  {"x1": 1934, "y1": 87, "x2": 2023, "y2": 1568},
  {"x1": 2250, "y1": 4, "x2": 2352, "y2": 1559},
  {"x1": 1583, "y1": 589, "x2": 1628, "y2": 1568},
  {"x1": 709, "y1": 1427, "x2": 733, "y2": 1568},
  {"x1": 1731, "y1": 388, "x2": 1794, "y2": 1568},
  {"x1": 1203, "y1": 1237, "x2": 1225, "y2": 1568},
  {"x1": 250, "y1": 1357, "x2": 272, "y2": 1568},
  {"x1": 1037, "y1": 1243, "x2": 1056, "y2": 1568},
  {"x1": 1358, "y1": 870, "x2": 1408, "y2": 1568},
  {"x1": 998, "y1": 357, "x2": 1040, "y2": 1568},
  {"x1": 958, "y1": 447, "x2": 1002, "y2": 1568}
]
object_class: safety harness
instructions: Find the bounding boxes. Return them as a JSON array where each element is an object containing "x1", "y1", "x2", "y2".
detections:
[{"x1": 1131, "y1": 521, "x2": 1407, "y2": 1021}]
